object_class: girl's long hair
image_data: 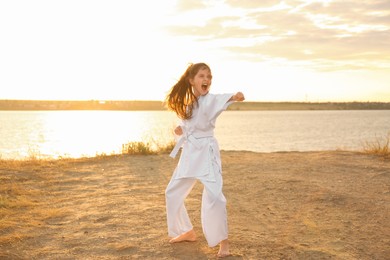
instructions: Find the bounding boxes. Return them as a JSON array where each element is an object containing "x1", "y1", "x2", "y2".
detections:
[{"x1": 165, "y1": 63, "x2": 211, "y2": 120}]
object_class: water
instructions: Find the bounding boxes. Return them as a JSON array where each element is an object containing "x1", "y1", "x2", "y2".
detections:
[
  {"x1": 0, "y1": 111, "x2": 178, "y2": 159},
  {"x1": 1, "y1": 110, "x2": 389, "y2": 159},
  {"x1": 216, "y1": 110, "x2": 390, "y2": 152}
]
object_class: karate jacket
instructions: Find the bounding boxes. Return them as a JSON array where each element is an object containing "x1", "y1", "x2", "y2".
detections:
[{"x1": 170, "y1": 93, "x2": 234, "y2": 182}]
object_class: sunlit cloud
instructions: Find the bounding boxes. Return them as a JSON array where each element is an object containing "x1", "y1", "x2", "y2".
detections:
[
  {"x1": 0, "y1": 0, "x2": 389, "y2": 102},
  {"x1": 167, "y1": 0, "x2": 390, "y2": 70},
  {"x1": 175, "y1": 0, "x2": 209, "y2": 11}
]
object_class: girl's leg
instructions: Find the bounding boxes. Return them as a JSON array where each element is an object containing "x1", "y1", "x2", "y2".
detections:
[
  {"x1": 200, "y1": 174, "x2": 229, "y2": 248},
  {"x1": 165, "y1": 171, "x2": 197, "y2": 240}
]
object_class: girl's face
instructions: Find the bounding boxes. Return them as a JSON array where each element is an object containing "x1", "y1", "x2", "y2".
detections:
[{"x1": 189, "y1": 68, "x2": 212, "y2": 97}]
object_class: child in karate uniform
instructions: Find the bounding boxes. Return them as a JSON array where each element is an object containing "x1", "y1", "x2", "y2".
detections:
[{"x1": 165, "y1": 62, "x2": 245, "y2": 258}]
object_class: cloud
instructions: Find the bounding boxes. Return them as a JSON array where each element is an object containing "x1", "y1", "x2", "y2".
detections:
[
  {"x1": 167, "y1": 0, "x2": 390, "y2": 70},
  {"x1": 174, "y1": 0, "x2": 209, "y2": 12},
  {"x1": 224, "y1": 0, "x2": 281, "y2": 8}
]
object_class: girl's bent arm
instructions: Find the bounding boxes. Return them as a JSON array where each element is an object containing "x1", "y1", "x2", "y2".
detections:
[{"x1": 174, "y1": 126, "x2": 183, "y2": 136}]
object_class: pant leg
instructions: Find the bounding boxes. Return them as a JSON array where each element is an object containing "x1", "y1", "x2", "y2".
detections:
[
  {"x1": 165, "y1": 168, "x2": 197, "y2": 238},
  {"x1": 200, "y1": 173, "x2": 228, "y2": 247}
]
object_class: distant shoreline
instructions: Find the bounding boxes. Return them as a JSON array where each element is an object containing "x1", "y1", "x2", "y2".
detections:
[{"x1": 1, "y1": 99, "x2": 390, "y2": 111}]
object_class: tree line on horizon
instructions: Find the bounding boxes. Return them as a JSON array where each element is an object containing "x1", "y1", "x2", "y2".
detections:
[{"x1": 0, "y1": 99, "x2": 390, "y2": 111}]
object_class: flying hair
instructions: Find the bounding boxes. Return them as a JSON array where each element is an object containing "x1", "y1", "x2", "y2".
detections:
[{"x1": 165, "y1": 63, "x2": 211, "y2": 120}]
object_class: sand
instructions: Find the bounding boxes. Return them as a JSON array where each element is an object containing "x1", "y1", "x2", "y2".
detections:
[{"x1": 0, "y1": 151, "x2": 389, "y2": 259}]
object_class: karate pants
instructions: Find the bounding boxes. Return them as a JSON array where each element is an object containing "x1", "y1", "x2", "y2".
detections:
[{"x1": 165, "y1": 169, "x2": 228, "y2": 247}]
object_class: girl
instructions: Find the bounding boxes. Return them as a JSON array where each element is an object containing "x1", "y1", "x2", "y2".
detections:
[{"x1": 165, "y1": 62, "x2": 245, "y2": 258}]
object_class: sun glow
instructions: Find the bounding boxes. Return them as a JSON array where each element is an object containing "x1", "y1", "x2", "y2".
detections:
[
  {"x1": 29, "y1": 111, "x2": 177, "y2": 158},
  {"x1": 0, "y1": 0, "x2": 389, "y2": 102}
]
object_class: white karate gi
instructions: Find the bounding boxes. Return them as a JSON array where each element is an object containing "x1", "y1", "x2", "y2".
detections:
[{"x1": 166, "y1": 93, "x2": 234, "y2": 247}]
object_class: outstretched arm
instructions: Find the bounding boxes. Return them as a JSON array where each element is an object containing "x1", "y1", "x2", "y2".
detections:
[{"x1": 229, "y1": 92, "x2": 245, "y2": 102}]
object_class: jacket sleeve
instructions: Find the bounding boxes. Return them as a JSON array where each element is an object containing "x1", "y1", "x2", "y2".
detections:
[{"x1": 206, "y1": 93, "x2": 235, "y2": 121}]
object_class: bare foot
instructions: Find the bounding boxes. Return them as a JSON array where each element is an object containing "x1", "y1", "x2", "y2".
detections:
[
  {"x1": 217, "y1": 239, "x2": 231, "y2": 258},
  {"x1": 169, "y1": 229, "x2": 197, "y2": 243}
]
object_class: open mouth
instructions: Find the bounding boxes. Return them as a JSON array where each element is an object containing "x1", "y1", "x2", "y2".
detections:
[{"x1": 201, "y1": 83, "x2": 208, "y2": 91}]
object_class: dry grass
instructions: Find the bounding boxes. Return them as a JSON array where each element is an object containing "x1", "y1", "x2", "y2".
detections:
[
  {"x1": 122, "y1": 141, "x2": 155, "y2": 155},
  {"x1": 363, "y1": 133, "x2": 390, "y2": 159},
  {"x1": 0, "y1": 157, "x2": 69, "y2": 249},
  {"x1": 122, "y1": 140, "x2": 175, "y2": 155},
  {"x1": 0, "y1": 183, "x2": 37, "y2": 247}
]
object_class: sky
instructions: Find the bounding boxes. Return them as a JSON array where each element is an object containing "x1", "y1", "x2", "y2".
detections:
[{"x1": 1, "y1": 0, "x2": 389, "y2": 102}]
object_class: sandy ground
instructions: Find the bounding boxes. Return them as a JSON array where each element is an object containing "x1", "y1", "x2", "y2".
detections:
[{"x1": 0, "y1": 151, "x2": 389, "y2": 259}]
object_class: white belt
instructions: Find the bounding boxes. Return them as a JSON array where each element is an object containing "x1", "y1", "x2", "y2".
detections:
[{"x1": 169, "y1": 132, "x2": 213, "y2": 158}]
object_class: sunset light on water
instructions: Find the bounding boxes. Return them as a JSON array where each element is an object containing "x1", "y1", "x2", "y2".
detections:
[
  {"x1": 0, "y1": 111, "x2": 177, "y2": 159},
  {"x1": 1, "y1": 110, "x2": 390, "y2": 159}
]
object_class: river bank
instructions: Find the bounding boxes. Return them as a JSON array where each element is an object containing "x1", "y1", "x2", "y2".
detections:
[{"x1": 1, "y1": 151, "x2": 389, "y2": 259}]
